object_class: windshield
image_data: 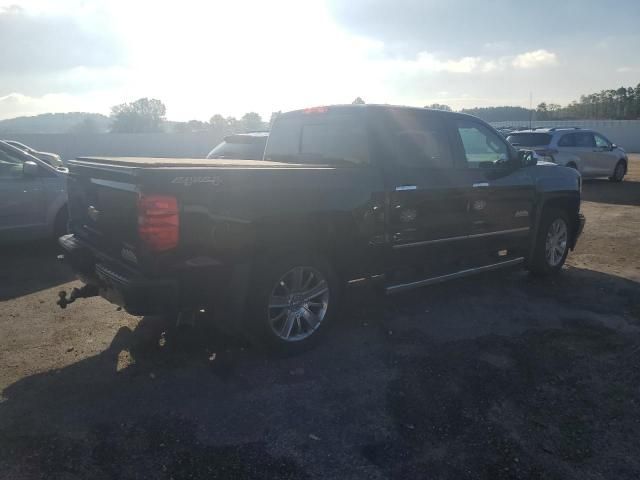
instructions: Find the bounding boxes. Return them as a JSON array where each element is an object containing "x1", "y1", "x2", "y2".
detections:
[
  {"x1": 206, "y1": 139, "x2": 266, "y2": 159},
  {"x1": 506, "y1": 133, "x2": 552, "y2": 147}
]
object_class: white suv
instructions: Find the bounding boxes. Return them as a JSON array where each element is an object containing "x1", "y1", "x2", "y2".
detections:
[{"x1": 506, "y1": 128, "x2": 628, "y2": 182}]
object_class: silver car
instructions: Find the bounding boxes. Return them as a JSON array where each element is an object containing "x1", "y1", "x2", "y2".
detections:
[
  {"x1": 3, "y1": 140, "x2": 64, "y2": 168},
  {"x1": 0, "y1": 141, "x2": 68, "y2": 242},
  {"x1": 506, "y1": 128, "x2": 628, "y2": 181}
]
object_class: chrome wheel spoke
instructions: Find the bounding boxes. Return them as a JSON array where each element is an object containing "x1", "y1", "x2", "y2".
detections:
[
  {"x1": 545, "y1": 218, "x2": 568, "y2": 267},
  {"x1": 268, "y1": 266, "x2": 330, "y2": 342},
  {"x1": 300, "y1": 281, "x2": 328, "y2": 302},
  {"x1": 269, "y1": 296, "x2": 289, "y2": 309},
  {"x1": 301, "y1": 307, "x2": 321, "y2": 330}
]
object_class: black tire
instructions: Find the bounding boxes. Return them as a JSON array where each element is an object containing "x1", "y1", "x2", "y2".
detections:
[
  {"x1": 246, "y1": 252, "x2": 340, "y2": 355},
  {"x1": 53, "y1": 206, "x2": 69, "y2": 240},
  {"x1": 529, "y1": 208, "x2": 571, "y2": 276},
  {"x1": 609, "y1": 160, "x2": 626, "y2": 182}
]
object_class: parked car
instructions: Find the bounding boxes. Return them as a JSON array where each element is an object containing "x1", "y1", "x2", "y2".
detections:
[
  {"x1": 3, "y1": 140, "x2": 64, "y2": 168},
  {"x1": 57, "y1": 105, "x2": 584, "y2": 353},
  {"x1": 505, "y1": 128, "x2": 628, "y2": 181},
  {"x1": 206, "y1": 132, "x2": 268, "y2": 160},
  {"x1": 0, "y1": 141, "x2": 68, "y2": 242}
]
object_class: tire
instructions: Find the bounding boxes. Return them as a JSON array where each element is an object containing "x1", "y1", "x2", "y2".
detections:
[
  {"x1": 246, "y1": 252, "x2": 340, "y2": 354},
  {"x1": 609, "y1": 160, "x2": 626, "y2": 182},
  {"x1": 529, "y1": 209, "x2": 571, "y2": 276}
]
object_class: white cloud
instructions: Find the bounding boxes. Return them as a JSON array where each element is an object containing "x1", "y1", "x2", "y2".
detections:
[{"x1": 512, "y1": 49, "x2": 557, "y2": 69}]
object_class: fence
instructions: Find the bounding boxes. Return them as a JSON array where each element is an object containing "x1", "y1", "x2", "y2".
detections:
[
  {"x1": 490, "y1": 120, "x2": 640, "y2": 152},
  {"x1": 4, "y1": 120, "x2": 640, "y2": 160}
]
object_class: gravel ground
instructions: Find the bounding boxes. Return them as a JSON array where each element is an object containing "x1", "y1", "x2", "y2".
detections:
[{"x1": 1, "y1": 156, "x2": 639, "y2": 480}]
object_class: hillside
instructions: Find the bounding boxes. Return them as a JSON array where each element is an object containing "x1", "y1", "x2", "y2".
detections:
[{"x1": 0, "y1": 112, "x2": 110, "y2": 134}]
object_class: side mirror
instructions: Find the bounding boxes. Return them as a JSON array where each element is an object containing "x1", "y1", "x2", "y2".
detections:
[
  {"x1": 22, "y1": 160, "x2": 40, "y2": 176},
  {"x1": 518, "y1": 150, "x2": 537, "y2": 167},
  {"x1": 610, "y1": 144, "x2": 617, "y2": 150}
]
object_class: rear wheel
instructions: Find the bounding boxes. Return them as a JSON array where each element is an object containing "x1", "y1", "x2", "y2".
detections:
[
  {"x1": 529, "y1": 209, "x2": 571, "y2": 276},
  {"x1": 609, "y1": 160, "x2": 626, "y2": 182},
  {"x1": 247, "y1": 253, "x2": 339, "y2": 354}
]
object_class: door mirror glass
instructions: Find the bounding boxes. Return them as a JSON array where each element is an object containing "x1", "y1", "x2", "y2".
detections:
[
  {"x1": 611, "y1": 143, "x2": 617, "y2": 150},
  {"x1": 22, "y1": 160, "x2": 40, "y2": 176}
]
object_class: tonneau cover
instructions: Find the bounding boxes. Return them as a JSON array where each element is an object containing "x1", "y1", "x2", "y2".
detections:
[{"x1": 74, "y1": 157, "x2": 315, "y2": 168}]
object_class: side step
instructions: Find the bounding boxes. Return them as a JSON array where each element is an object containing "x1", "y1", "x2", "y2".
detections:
[{"x1": 385, "y1": 257, "x2": 524, "y2": 295}]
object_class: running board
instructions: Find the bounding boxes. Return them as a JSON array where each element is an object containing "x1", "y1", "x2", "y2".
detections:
[{"x1": 385, "y1": 257, "x2": 525, "y2": 295}]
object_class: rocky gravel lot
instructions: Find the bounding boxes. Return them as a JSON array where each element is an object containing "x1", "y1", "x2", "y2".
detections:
[{"x1": 1, "y1": 156, "x2": 639, "y2": 479}]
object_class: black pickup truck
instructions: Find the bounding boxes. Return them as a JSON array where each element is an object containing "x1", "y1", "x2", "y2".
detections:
[{"x1": 58, "y1": 105, "x2": 585, "y2": 353}]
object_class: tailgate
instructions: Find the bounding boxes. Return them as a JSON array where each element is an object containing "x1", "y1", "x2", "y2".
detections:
[{"x1": 67, "y1": 161, "x2": 140, "y2": 257}]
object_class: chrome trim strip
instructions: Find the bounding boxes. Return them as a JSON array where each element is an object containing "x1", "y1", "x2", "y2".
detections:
[
  {"x1": 473, "y1": 182, "x2": 489, "y2": 188},
  {"x1": 386, "y1": 257, "x2": 524, "y2": 294},
  {"x1": 395, "y1": 185, "x2": 417, "y2": 191},
  {"x1": 90, "y1": 178, "x2": 139, "y2": 193},
  {"x1": 392, "y1": 227, "x2": 529, "y2": 249}
]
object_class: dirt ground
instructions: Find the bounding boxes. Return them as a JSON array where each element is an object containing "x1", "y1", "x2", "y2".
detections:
[{"x1": 1, "y1": 156, "x2": 639, "y2": 480}]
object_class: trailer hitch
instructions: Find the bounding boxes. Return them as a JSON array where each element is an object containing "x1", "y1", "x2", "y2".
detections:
[{"x1": 57, "y1": 284, "x2": 99, "y2": 309}]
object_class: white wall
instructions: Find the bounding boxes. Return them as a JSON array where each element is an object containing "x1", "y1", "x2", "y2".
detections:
[
  {"x1": 5, "y1": 120, "x2": 640, "y2": 160},
  {"x1": 4, "y1": 132, "x2": 225, "y2": 161},
  {"x1": 491, "y1": 120, "x2": 640, "y2": 152}
]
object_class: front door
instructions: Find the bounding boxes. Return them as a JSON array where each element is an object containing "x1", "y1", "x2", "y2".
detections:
[
  {"x1": 0, "y1": 149, "x2": 45, "y2": 235},
  {"x1": 449, "y1": 118, "x2": 535, "y2": 263},
  {"x1": 592, "y1": 133, "x2": 619, "y2": 176}
]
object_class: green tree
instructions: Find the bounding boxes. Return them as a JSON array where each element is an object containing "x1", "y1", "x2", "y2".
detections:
[
  {"x1": 68, "y1": 116, "x2": 101, "y2": 134},
  {"x1": 352, "y1": 97, "x2": 365, "y2": 105},
  {"x1": 109, "y1": 98, "x2": 166, "y2": 133},
  {"x1": 240, "y1": 112, "x2": 263, "y2": 132},
  {"x1": 425, "y1": 103, "x2": 452, "y2": 112}
]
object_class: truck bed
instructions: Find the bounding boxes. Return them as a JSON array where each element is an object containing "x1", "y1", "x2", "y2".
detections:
[{"x1": 73, "y1": 157, "x2": 320, "y2": 169}]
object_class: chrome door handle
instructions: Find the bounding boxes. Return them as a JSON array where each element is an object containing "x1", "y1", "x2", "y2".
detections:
[
  {"x1": 472, "y1": 182, "x2": 489, "y2": 188},
  {"x1": 395, "y1": 185, "x2": 417, "y2": 191}
]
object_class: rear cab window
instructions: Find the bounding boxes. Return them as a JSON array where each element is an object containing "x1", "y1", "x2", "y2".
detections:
[{"x1": 265, "y1": 109, "x2": 370, "y2": 166}]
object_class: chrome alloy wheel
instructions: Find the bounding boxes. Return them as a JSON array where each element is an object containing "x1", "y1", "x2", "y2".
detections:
[
  {"x1": 545, "y1": 218, "x2": 568, "y2": 267},
  {"x1": 268, "y1": 266, "x2": 329, "y2": 342}
]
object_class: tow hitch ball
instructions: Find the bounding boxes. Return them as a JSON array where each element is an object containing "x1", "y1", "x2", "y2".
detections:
[{"x1": 57, "y1": 284, "x2": 99, "y2": 309}]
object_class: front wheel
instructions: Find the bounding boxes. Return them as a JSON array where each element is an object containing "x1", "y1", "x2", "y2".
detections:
[
  {"x1": 609, "y1": 160, "x2": 626, "y2": 182},
  {"x1": 529, "y1": 209, "x2": 571, "y2": 276},
  {"x1": 247, "y1": 253, "x2": 339, "y2": 354}
]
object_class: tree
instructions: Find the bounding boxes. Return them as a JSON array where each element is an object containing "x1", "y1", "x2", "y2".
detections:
[
  {"x1": 269, "y1": 111, "x2": 282, "y2": 128},
  {"x1": 425, "y1": 103, "x2": 452, "y2": 112},
  {"x1": 240, "y1": 112, "x2": 263, "y2": 132},
  {"x1": 110, "y1": 98, "x2": 166, "y2": 133},
  {"x1": 352, "y1": 97, "x2": 365, "y2": 105},
  {"x1": 68, "y1": 116, "x2": 101, "y2": 134}
]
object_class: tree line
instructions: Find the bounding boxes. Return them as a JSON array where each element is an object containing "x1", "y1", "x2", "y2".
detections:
[
  {"x1": 442, "y1": 83, "x2": 640, "y2": 122},
  {"x1": 106, "y1": 84, "x2": 640, "y2": 135},
  {"x1": 108, "y1": 97, "x2": 277, "y2": 135}
]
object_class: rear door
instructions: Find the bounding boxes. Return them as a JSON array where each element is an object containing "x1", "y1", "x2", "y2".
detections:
[
  {"x1": 450, "y1": 118, "x2": 535, "y2": 261},
  {"x1": 374, "y1": 109, "x2": 471, "y2": 278}
]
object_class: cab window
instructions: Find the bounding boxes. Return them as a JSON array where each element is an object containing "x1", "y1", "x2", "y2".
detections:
[{"x1": 456, "y1": 120, "x2": 510, "y2": 168}]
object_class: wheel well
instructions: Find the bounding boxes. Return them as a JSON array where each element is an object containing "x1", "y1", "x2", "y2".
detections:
[{"x1": 541, "y1": 197, "x2": 580, "y2": 246}]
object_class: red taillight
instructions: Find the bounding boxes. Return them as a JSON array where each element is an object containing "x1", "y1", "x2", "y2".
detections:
[{"x1": 137, "y1": 194, "x2": 179, "y2": 252}]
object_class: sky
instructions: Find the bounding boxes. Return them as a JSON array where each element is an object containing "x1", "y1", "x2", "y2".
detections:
[{"x1": 1, "y1": 0, "x2": 639, "y2": 121}]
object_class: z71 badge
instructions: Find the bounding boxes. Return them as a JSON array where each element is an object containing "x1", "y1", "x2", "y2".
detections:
[{"x1": 171, "y1": 176, "x2": 222, "y2": 186}]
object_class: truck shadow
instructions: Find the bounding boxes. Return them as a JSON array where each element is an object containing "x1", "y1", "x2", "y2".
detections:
[
  {"x1": 581, "y1": 178, "x2": 640, "y2": 207},
  {"x1": 1, "y1": 266, "x2": 639, "y2": 478},
  {"x1": 0, "y1": 240, "x2": 75, "y2": 301}
]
